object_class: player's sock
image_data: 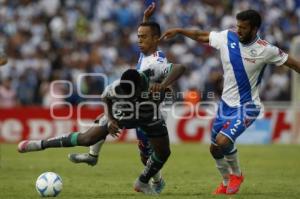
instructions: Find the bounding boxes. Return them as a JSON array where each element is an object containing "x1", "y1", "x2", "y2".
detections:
[
  {"x1": 215, "y1": 158, "x2": 231, "y2": 186},
  {"x1": 139, "y1": 153, "x2": 165, "y2": 184},
  {"x1": 152, "y1": 171, "x2": 161, "y2": 183},
  {"x1": 89, "y1": 139, "x2": 105, "y2": 156},
  {"x1": 151, "y1": 171, "x2": 165, "y2": 194},
  {"x1": 225, "y1": 151, "x2": 241, "y2": 176},
  {"x1": 42, "y1": 132, "x2": 79, "y2": 149}
]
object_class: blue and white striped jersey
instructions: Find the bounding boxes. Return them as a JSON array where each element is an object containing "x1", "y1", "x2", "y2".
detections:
[
  {"x1": 209, "y1": 30, "x2": 288, "y2": 107},
  {"x1": 136, "y1": 50, "x2": 171, "y2": 83}
]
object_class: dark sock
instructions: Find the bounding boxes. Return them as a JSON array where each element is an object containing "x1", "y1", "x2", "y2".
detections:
[
  {"x1": 42, "y1": 132, "x2": 79, "y2": 149},
  {"x1": 139, "y1": 153, "x2": 165, "y2": 183}
]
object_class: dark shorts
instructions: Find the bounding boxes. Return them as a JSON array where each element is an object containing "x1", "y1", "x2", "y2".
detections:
[
  {"x1": 136, "y1": 120, "x2": 168, "y2": 157},
  {"x1": 96, "y1": 114, "x2": 168, "y2": 138},
  {"x1": 139, "y1": 119, "x2": 168, "y2": 138}
]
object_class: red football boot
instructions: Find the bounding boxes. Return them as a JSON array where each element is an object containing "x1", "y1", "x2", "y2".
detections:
[
  {"x1": 226, "y1": 174, "x2": 244, "y2": 194},
  {"x1": 213, "y1": 183, "x2": 227, "y2": 195}
]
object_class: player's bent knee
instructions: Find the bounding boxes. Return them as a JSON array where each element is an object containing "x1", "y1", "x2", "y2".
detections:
[
  {"x1": 215, "y1": 134, "x2": 236, "y2": 155},
  {"x1": 218, "y1": 141, "x2": 236, "y2": 155},
  {"x1": 210, "y1": 144, "x2": 224, "y2": 159}
]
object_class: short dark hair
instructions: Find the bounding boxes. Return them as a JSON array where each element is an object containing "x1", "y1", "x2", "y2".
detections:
[
  {"x1": 120, "y1": 69, "x2": 141, "y2": 94},
  {"x1": 236, "y1": 9, "x2": 262, "y2": 29},
  {"x1": 139, "y1": 21, "x2": 161, "y2": 37}
]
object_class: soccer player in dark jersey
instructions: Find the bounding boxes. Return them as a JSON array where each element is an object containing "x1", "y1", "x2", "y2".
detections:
[
  {"x1": 68, "y1": 2, "x2": 175, "y2": 194},
  {"x1": 18, "y1": 63, "x2": 185, "y2": 195}
]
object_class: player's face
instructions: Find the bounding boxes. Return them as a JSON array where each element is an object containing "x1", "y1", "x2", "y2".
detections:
[
  {"x1": 236, "y1": 20, "x2": 257, "y2": 44},
  {"x1": 137, "y1": 26, "x2": 158, "y2": 55}
]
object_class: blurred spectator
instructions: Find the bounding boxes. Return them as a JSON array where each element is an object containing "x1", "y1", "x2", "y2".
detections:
[
  {"x1": 40, "y1": 70, "x2": 68, "y2": 107},
  {"x1": 203, "y1": 68, "x2": 223, "y2": 101},
  {"x1": 0, "y1": 77, "x2": 18, "y2": 107},
  {"x1": 261, "y1": 67, "x2": 291, "y2": 101}
]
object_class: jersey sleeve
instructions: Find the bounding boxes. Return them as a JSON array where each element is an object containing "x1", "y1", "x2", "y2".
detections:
[
  {"x1": 101, "y1": 85, "x2": 111, "y2": 98},
  {"x1": 209, "y1": 30, "x2": 228, "y2": 50},
  {"x1": 140, "y1": 51, "x2": 171, "y2": 82},
  {"x1": 156, "y1": 51, "x2": 168, "y2": 64},
  {"x1": 143, "y1": 62, "x2": 173, "y2": 82},
  {"x1": 101, "y1": 80, "x2": 118, "y2": 98},
  {"x1": 265, "y1": 45, "x2": 288, "y2": 66}
]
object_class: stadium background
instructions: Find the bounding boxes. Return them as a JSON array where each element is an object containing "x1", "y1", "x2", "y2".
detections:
[
  {"x1": 0, "y1": 0, "x2": 300, "y2": 199},
  {"x1": 0, "y1": 0, "x2": 299, "y2": 144}
]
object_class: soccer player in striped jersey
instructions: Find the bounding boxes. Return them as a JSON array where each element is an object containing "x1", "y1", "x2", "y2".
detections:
[{"x1": 160, "y1": 9, "x2": 300, "y2": 195}]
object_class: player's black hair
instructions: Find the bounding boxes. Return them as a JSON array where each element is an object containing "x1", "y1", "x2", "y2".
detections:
[
  {"x1": 139, "y1": 21, "x2": 161, "y2": 37},
  {"x1": 120, "y1": 69, "x2": 141, "y2": 94},
  {"x1": 236, "y1": 9, "x2": 262, "y2": 29}
]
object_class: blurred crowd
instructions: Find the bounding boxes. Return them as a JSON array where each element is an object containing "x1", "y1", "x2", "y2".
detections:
[{"x1": 0, "y1": 0, "x2": 299, "y2": 107}]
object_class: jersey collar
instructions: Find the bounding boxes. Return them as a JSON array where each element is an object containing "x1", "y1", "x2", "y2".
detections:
[{"x1": 241, "y1": 35, "x2": 259, "y2": 47}]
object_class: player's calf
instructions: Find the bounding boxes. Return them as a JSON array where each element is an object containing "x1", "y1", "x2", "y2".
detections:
[{"x1": 139, "y1": 151, "x2": 170, "y2": 183}]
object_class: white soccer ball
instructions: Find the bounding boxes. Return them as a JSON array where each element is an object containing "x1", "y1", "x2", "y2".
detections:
[{"x1": 35, "y1": 172, "x2": 63, "y2": 197}]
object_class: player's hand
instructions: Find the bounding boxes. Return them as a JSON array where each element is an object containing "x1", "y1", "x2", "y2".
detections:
[
  {"x1": 149, "y1": 83, "x2": 166, "y2": 93},
  {"x1": 159, "y1": 28, "x2": 179, "y2": 41},
  {"x1": 107, "y1": 120, "x2": 121, "y2": 138},
  {"x1": 144, "y1": 2, "x2": 156, "y2": 20}
]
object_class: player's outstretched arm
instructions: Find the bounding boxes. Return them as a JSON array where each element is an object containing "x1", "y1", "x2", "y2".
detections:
[
  {"x1": 160, "y1": 28, "x2": 210, "y2": 43},
  {"x1": 282, "y1": 55, "x2": 300, "y2": 73},
  {"x1": 143, "y1": 2, "x2": 156, "y2": 22},
  {"x1": 103, "y1": 97, "x2": 121, "y2": 137},
  {"x1": 161, "y1": 63, "x2": 186, "y2": 88},
  {"x1": 150, "y1": 63, "x2": 186, "y2": 92}
]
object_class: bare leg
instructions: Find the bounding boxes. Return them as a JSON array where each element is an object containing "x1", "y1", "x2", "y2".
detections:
[{"x1": 18, "y1": 117, "x2": 109, "y2": 153}]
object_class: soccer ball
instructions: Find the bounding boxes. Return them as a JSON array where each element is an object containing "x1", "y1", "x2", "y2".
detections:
[{"x1": 35, "y1": 172, "x2": 63, "y2": 197}]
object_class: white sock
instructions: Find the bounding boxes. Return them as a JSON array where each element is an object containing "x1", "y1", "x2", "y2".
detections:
[
  {"x1": 152, "y1": 171, "x2": 162, "y2": 183},
  {"x1": 215, "y1": 158, "x2": 231, "y2": 186},
  {"x1": 89, "y1": 139, "x2": 105, "y2": 157},
  {"x1": 225, "y1": 152, "x2": 241, "y2": 176}
]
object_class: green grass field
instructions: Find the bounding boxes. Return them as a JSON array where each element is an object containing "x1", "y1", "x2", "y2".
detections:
[{"x1": 1, "y1": 143, "x2": 300, "y2": 199}]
